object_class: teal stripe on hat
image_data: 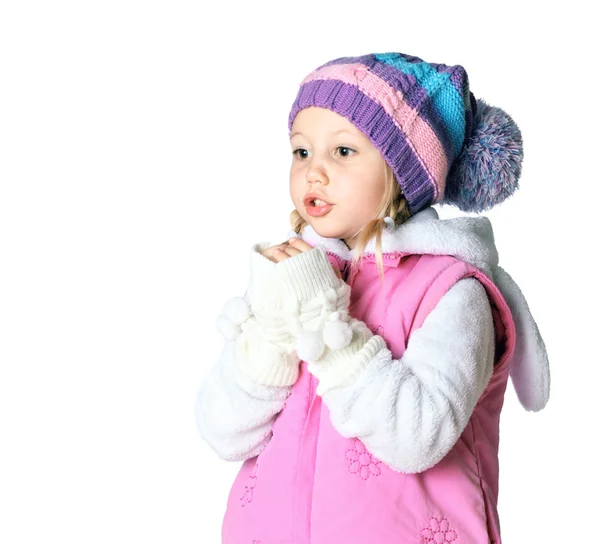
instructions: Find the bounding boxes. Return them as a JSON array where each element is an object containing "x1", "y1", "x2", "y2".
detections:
[{"x1": 375, "y1": 53, "x2": 465, "y2": 157}]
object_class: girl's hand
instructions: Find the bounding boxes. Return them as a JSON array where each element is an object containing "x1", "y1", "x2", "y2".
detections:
[
  {"x1": 259, "y1": 240, "x2": 299, "y2": 263},
  {"x1": 260, "y1": 238, "x2": 342, "y2": 279}
]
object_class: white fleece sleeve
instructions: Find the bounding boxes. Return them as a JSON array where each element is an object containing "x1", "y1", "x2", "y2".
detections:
[
  {"x1": 310, "y1": 277, "x2": 496, "y2": 474},
  {"x1": 194, "y1": 242, "x2": 296, "y2": 462},
  {"x1": 194, "y1": 333, "x2": 293, "y2": 462}
]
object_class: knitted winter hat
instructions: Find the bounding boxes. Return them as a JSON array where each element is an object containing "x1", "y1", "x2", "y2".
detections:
[{"x1": 288, "y1": 52, "x2": 523, "y2": 215}]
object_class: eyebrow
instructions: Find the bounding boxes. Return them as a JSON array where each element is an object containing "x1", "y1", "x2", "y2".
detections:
[{"x1": 290, "y1": 128, "x2": 354, "y2": 139}]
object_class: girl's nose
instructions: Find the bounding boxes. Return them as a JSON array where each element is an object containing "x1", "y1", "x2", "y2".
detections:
[{"x1": 307, "y1": 169, "x2": 329, "y2": 185}]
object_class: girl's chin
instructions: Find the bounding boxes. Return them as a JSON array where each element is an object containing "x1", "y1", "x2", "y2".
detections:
[{"x1": 307, "y1": 222, "x2": 346, "y2": 241}]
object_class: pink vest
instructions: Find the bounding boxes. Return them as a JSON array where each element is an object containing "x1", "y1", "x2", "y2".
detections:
[{"x1": 222, "y1": 249, "x2": 516, "y2": 544}]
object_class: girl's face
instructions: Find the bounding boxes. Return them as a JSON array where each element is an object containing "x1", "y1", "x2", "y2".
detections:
[{"x1": 289, "y1": 107, "x2": 387, "y2": 249}]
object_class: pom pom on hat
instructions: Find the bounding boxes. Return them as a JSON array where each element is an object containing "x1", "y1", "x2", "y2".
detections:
[{"x1": 443, "y1": 98, "x2": 523, "y2": 213}]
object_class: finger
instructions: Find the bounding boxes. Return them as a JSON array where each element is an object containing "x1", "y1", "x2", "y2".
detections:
[
  {"x1": 287, "y1": 238, "x2": 313, "y2": 252},
  {"x1": 276, "y1": 244, "x2": 303, "y2": 256},
  {"x1": 272, "y1": 248, "x2": 292, "y2": 262},
  {"x1": 263, "y1": 243, "x2": 290, "y2": 259},
  {"x1": 260, "y1": 249, "x2": 279, "y2": 262}
]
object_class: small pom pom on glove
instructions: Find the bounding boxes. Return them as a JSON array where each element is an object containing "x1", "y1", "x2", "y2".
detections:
[
  {"x1": 223, "y1": 296, "x2": 252, "y2": 323},
  {"x1": 293, "y1": 310, "x2": 353, "y2": 362},
  {"x1": 323, "y1": 311, "x2": 353, "y2": 349},
  {"x1": 295, "y1": 329, "x2": 326, "y2": 362},
  {"x1": 216, "y1": 296, "x2": 252, "y2": 340}
]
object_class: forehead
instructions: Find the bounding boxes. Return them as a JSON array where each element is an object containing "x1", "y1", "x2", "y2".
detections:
[{"x1": 290, "y1": 107, "x2": 364, "y2": 139}]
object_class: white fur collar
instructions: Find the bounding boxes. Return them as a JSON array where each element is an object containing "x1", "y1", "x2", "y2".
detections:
[{"x1": 285, "y1": 206, "x2": 498, "y2": 277}]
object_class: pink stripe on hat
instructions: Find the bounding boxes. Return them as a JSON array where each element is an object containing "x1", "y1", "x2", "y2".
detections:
[{"x1": 301, "y1": 63, "x2": 449, "y2": 200}]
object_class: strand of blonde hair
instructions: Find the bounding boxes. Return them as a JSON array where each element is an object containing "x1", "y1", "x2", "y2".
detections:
[{"x1": 290, "y1": 163, "x2": 412, "y2": 289}]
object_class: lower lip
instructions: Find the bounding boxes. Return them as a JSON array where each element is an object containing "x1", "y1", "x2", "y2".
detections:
[{"x1": 306, "y1": 203, "x2": 333, "y2": 217}]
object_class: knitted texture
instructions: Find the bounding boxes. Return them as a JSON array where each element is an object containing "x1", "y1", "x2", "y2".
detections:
[
  {"x1": 442, "y1": 98, "x2": 522, "y2": 212},
  {"x1": 234, "y1": 315, "x2": 301, "y2": 386},
  {"x1": 251, "y1": 246, "x2": 351, "y2": 341},
  {"x1": 288, "y1": 52, "x2": 523, "y2": 215},
  {"x1": 239, "y1": 245, "x2": 351, "y2": 385},
  {"x1": 308, "y1": 319, "x2": 388, "y2": 396}
]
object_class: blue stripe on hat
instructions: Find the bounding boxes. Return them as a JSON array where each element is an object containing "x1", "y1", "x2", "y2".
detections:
[{"x1": 374, "y1": 53, "x2": 466, "y2": 157}]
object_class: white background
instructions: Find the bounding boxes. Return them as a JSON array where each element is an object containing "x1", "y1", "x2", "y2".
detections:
[{"x1": 1, "y1": 1, "x2": 597, "y2": 542}]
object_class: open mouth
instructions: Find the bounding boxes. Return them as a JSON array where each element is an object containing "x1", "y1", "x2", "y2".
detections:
[{"x1": 306, "y1": 199, "x2": 333, "y2": 217}]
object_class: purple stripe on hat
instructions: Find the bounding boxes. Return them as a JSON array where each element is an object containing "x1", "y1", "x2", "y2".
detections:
[
  {"x1": 321, "y1": 54, "x2": 376, "y2": 69},
  {"x1": 322, "y1": 54, "x2": 454, "y2": 169},
  {"x1": 429, "y1": 62, "x2": 469, "y2": 99},
  {"x1": 397, "y1": 52, "x2": 426, "y2": 64},
  {"x1": 435, "y1": 64, "x2": 454, "y2": 74},
  {"x1": 449, "y1": 65, "x2": 468, "y2": 94},
  {"x1": 288, "y1": 79, "x2": 435, "y2": 213}
]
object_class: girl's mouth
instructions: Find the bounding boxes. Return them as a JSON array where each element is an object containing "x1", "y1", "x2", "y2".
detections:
[{"x1": 306, "y1": 200, "x2": 333, "y2": 217}]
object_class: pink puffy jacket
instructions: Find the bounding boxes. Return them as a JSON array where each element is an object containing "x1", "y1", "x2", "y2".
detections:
[{"x1": 196, "y1": 206, "x2": 550, "y2": 544}]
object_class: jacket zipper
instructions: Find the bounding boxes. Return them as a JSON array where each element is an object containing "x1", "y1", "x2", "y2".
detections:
[
  {"x1": 293, "y1": 363, "x2": 319, "y2": 543},
  {"x1": 308, "y1": 371, "x2": 315, "y2": 407}
]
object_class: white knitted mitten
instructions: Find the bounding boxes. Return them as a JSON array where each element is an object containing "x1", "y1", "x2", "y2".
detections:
[
  {"x1": 264, "y1": 246, "x2": 354, "y2": 362},
  {"x1": 253, "y1": 244, "x2": 389, "y2": 395},
  {"x1": 305, "y1": 317, "x2": 387, "y2": 395},
  {"x1": 215, "y1": 242, "x2": 354, "y2": 386},
  {"x1": 233, "y1": 314, "x2": 301, "y2": 386},
  {"x1": 245, "y1": 241, "x2": 299, "y2": 351},
  {"x1": 216, "y1": 241, "x2": 298, "y2": 350}
]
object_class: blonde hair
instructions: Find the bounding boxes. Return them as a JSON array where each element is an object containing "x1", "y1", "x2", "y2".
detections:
[{"x1": 290, "y1": 162, "x2": 412, "y2": 288}]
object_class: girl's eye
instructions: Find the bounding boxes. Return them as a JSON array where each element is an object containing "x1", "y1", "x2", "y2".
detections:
[
  {"x1": 336, "y1": 146, "x2": 356, "y2": 157},
  {"x1": 292, "y1": 147, "x2": 356, "y2": 159},
  {"x1": 292, "y1": 148, "x2": 309, "y2": 159}
]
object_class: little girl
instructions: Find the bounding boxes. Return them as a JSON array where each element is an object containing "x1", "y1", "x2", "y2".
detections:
[{"x1": 195, "y1": 51, "x2": 551, "y2": 544}]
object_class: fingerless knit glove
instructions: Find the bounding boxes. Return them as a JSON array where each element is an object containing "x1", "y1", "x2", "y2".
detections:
[{"x1": 216, "y1": 243, "x2": 355, "y2": 387}]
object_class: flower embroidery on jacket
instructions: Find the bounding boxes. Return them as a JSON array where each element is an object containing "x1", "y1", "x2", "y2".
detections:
[
  {"x1": 421, "y1": 516, "x2": 458, "y2": 542},
  {"x1": 345, "y1": 438, "x2": 382, "y2": 480},
  {"x1": 240, "y1": 461, "x2": 259, "y2": 507}
]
